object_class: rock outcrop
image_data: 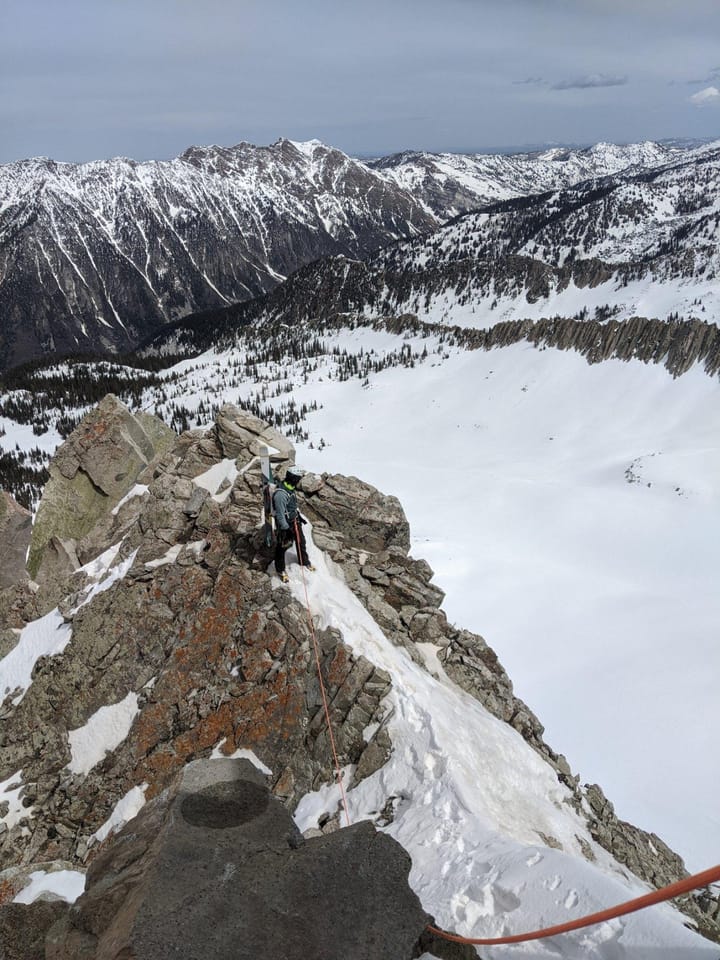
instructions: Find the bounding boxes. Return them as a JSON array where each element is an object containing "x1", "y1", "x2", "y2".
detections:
[
  {"x1": 0, "y1": 493, "x2": 31, "y2": 590},
  {"x1": 46, "y1": 759, "x2": 430, "y2": 960},
  {"x1": 27, "y1": 396, "x2": 175, "y2": 579},
  {"x1": 0, "y1": 900, "x2": 67, "y2": 960}
]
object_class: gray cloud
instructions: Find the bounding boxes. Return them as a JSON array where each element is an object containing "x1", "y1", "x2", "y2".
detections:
[
  {"x1": 2, "y1": 0, "x2": 720, "y2": 162},
  {"x1": 552, "y1": 74, "x2": 629, "y2": 90},
  {"x1": 683, "y1": 66, "x2": 720, "y2": 85}
]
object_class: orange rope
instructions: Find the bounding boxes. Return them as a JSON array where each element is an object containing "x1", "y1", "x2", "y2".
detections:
[
  {"x1": 293, "y1": 519, "x2": 352, "y2": 828},
  {"x1": 427, "y1": 863, "x2": 720, "y2": 945}
]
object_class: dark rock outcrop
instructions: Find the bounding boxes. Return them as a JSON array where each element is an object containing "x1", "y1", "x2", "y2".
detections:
[
  {"x1": 46, "y1": 759, "x2": 430, "y2": 960},
  {"x1": 0, "y1": 900, "x2": 67, "y2": 960}
]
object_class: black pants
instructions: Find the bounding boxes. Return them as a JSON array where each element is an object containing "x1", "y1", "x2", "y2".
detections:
[{"x1": 275, "y1": 520, "x2": 310, "y2": 573}]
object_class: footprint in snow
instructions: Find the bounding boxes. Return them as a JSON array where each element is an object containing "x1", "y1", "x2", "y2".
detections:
[{"x1": 564, "y1": 889, "x2": 579, "y2": 909}]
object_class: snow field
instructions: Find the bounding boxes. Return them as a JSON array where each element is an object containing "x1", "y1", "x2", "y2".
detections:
[
  {"x1": 281, "y1": 526, "x2": 715, "y2": 957},
  {"x1": 284, "y1": 335, "x2": 720, "y2": 875}
]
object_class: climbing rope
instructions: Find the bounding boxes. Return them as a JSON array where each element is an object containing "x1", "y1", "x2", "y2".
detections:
[
  {"x1": 427, "y1": 863, "x2": 720, "y2": 945},
  {"x1": 292, "y1": 519, "x2": 352, "y2": 828}
]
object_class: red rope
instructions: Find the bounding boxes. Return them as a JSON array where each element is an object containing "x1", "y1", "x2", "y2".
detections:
[
  {"x1": 292, "y1": 519, "x2": 352, "y2": 828},
  {"x1": 427, "y1": 863, "x2": 720, "y2": 945}
]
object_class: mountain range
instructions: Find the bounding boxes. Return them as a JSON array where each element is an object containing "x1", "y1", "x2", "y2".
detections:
[{"x1": 0, "y1": 136, "x2": 696, "y2": 371}]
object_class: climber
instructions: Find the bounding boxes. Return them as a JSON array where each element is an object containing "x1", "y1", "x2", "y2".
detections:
[{"x1": 273, "y1": 466, "x2": 315, "y2": 583}]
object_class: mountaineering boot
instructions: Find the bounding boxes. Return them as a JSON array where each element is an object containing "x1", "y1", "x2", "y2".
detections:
[
  {"x1": 306, "y1": 564, "x2": 316, "y2": 572},
  {"x1": 280, "y1": 572, "x2": 289, "y2": 583}
]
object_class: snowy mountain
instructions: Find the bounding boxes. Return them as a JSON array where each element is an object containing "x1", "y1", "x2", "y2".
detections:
[
  {"x1": 0, "y1": 139, "x2": 434, "y2": 370},
  {"x1": 236, "y1": 140, "x2": 720, "y2": 333},
  {"x1": 1, "y1": 398, "x2": 717, "y2": 957},
  {"x1": 369, "y1": 139, "x2": 681, "y2": 218},
  {"x1": 369, "y1": 140, "x2": 720, "y2": 327},
  {"x1": 120, "y1": 139, "x2": 720, "y2": 363},
  {"x1": 0, "y1": 137, "x2": 693, "y2": 371}
]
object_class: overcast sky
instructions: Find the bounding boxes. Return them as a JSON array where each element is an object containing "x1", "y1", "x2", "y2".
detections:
[{"x1": 2, "y1": 0, "x2": 719, "y2": 163}]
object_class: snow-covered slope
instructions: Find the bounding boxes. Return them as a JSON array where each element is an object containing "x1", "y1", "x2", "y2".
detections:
[
  {"x1": 0, "y1": 137, "x2": 695, "y2": 371},
  {"x1": 288, "y1": 527, "x2": 717, "y2": 957},
  {"x1": 370, "y1": 141, "x2": 720, "y2": 327}
]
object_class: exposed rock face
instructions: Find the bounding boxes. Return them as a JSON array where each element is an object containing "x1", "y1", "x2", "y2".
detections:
[
  {"x1": 0, "y1": 402, "x2": 392, "y2": 878},
  {"x1": 0, "y1": 900, "x2": 67, "y2": 960},
  {"x1": 46, "y1": 759, "x2": 430, "y2": 960},
  {"x1": 0, "y1": 493, "x2": 31, "y2": 590},
  {"x1": 1, "y1": 399, "x2": 717, "y2": 943},
  {"x1": 27, "y1": 396, "x2": 175, "y2": 578}
]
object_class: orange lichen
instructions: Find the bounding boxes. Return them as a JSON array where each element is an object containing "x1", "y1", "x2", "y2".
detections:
[{"x1": 0, "y1": 879, "x2": 17, "y2": 906}]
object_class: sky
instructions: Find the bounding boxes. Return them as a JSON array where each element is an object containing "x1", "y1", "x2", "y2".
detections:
[{"x1": 2, "y1": 0, "x2": 720, "y2": 163}]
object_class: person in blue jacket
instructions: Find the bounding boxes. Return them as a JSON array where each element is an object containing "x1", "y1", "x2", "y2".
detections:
[{"x1": 273, "y1": 466, "x2": 315, "y2": 582}]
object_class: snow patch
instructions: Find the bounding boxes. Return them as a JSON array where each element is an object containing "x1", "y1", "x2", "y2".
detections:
[
  {"x1": 0, "y1": 609, "x2": 72, "y2": 705},
  {"x1": 90, "y1": 783, "x2": 148, "y2": 846},
  {"x1": 0, "y1": 770, "x2": 31, "y2": 831},
  {"x1": 67, "y1": 692, "x2": 140, "y2": 776},
  {"x1": 144, "y1": 543, "x2": 183, "y2": 569},
  {"x1": 71, "y1": 546, "x2": 139, "y2": 613},
  {"x1": 111, "y1": 483, "x2": 149, "y2": 515},
  {"x1": 193, "y1": 458, "x2": 239, "y2": 502},
  {"x1": 210, "y1": 739, "x2": 273, "y2": 775},
  {"x1": 13, "y1": 870, "x2": 86, "y2": 905}
]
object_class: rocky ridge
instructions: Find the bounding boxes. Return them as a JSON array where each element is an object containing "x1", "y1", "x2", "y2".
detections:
[{"x1": 0, "y1": 399, "x2": 718, "y2": 947}]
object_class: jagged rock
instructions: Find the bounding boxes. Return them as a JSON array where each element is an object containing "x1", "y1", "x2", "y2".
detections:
[
  {"x1": 0, "y1": 493, "x2": 31, "y2": 591},
  {"x1": 33, "y1": 538, "x2": 81, "y2": 616},
  {"x1": 0, "y1": 628, "x2": 19, "y2": 660},
  {"x1": 0, "y1": 408, "x2": 393, "y2": 871},
  {"x1": 0, "y1": 581, "x2": 39, "y2": 632},
  {"x1": 2, "y1": 402, "x2": 717, "y2": 942},
  {"x1": 27, "y1": 396, "x2": 175, "y2": 577},
  {"x1": 46, "y1": 759, "x2": 430, "y2": 960},
  {"x1": 582, "y1": 783, "x2": 693, "y2": 895},
  {"x1": 303, "y1": 474, "x2": 410, "y2": 554},
  {"x1": 215, "y1": 403, "x2": 294, "y2": 462}
]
